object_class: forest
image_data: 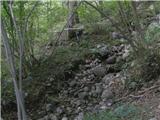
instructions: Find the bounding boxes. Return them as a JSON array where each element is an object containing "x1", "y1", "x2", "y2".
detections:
[{"x1": 1, "y1": 1, "x2": 160, "y2": 120}]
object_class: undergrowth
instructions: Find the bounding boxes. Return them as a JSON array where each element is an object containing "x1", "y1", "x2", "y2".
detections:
[
  {"x1": 126, "y1": 24, "x2": 160, "y2": 89},
  {"x1": 84, "y1": 104, "x2": 142, "y2": 120}
]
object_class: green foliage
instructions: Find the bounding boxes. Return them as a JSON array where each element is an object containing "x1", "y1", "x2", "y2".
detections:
[
  {"x1": 113, "y1": 104, "x2": 140, "y2": 119},
  {"x1": 153, "y1": 1, "x2": 160, "y2": 14},
  {"x1": 86, "y1": 20, "x2": 112, "y2": 35},
  {"x1": 84, "y1": 104, "x2": 142, "y2": 120},
  {"x1": 128, "y1": 40, "x2": 160, "y2": 89},
  {"x1": 52, "y1": 41, "x2": 92, "y2": 65},
  {"x1": 84, "y1": 111, "x2": 118, "y2": 120},
  {"x1": 145, "y1": 22, "x2": 160, "y2": 43},
  {"x1": 78, "y1": 3, "x2": 101, "y2": 23},
  {"x1": 103, "y1": 1, "x2": 119, "y2": 16},
  {"x1": 135, "y1": 47, "x2": 160, "y2": 82}
]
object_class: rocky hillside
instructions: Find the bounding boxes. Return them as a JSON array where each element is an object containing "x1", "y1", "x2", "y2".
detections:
[{"x1": 29, "y1": 43, "x2": 132, "y2": 120}]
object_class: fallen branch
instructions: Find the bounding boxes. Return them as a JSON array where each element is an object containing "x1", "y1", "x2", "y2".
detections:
[
  {"x1": 138, "y1": 84, "x2": 160, "y2": 94},
  {"x1": 113, "y1": 84, "x2": 160, "y2": 104}
]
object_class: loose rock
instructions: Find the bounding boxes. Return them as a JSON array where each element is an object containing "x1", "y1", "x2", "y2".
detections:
[
  {"x1": 62, "y1": 117, "x2": 68, "y2": 120},
  {"x1": 101, "y1": 88, "x2": 114, "y2": 100},
  {"x1": 106, "y1": 56, "x2": 116, "y2": 64},
  {"x1": 92, "y1": 65, "x2": 106, "y2": 77},
  {"x1": 78, "y1": 92, "x2": 88, "y2": 99},
  {"x1": 49, "y1": 114, "x2": 58, "y2": 120}
]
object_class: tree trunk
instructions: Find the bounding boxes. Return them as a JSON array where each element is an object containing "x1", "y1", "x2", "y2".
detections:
[{"x1": 67, "y1": 1, "x2": 79, "y2": 39}]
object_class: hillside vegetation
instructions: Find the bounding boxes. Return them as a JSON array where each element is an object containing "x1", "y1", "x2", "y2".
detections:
[{"x1": 1, "y1": 1, "x2": 160, "y2": 120}]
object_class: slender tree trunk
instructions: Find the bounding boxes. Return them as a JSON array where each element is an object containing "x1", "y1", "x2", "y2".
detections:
[
  {"x1": 8, "y1": 1, "x2": 27, "y2": 119},
  {"x1": 67, "y1": 1, "x2": 79, "y2": 39},
  {"x1": 1, "y1": 19, "x2": 27, "y2": 120}
]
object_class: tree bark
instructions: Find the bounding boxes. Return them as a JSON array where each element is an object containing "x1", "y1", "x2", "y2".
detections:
[{"x1": 67, "y1": 1, "x2": 79, "y2": 39}]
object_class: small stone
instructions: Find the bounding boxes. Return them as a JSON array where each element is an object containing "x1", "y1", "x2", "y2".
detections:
[
  {"x1": 112, "y1": 32, "x2": 123, "y2": 39},
  {"x1": 74, "y1": 112, "x2": 84, "y2": 120},
  {"x1": 49, "y1": 78, "x2": 54, "y2": 82},
  {"x1": 122, "y1": 50, "x2": 129, "y2": 60},
  {"x1": 24, "y1": 92, "x2": 28, "y2": 97},
  {"x1": 70, "y1": 80, "x2": 76, "y2": 87},
  {"x1": 75, "y1": 100, "x2": 81, "y2": 106},
  {"x1": 95, "y1": 84, "x2": 103, "y2": 95},
  {"x1": 106, "y1": 56, "x2": 116, "y2": 64},
  {"x1": 99, "y1": 46, "x2": 109, "y2": 57},
  {"x1": 62, "y1": 117, "x2": 68, "y2": 120},
  {"x1": 75, "y1": 107, "x2": 82, "y2": 113},
  {"x1": 46, "y1": 103, "x2": 53, "y2": 112},
  {"x1": 100, "y1": 105, "x2": 107, "y2": 110},
  {"x1": 78, "y1": 92, "x2": 88, "y2": 99},
  {"x1": 83, "y1": 86, "x2": 89, "y2": 92},
  {"x1": 66, "y1": 107, "x2": 72, "y2": 113},
  {"x1": 129, "y1": 82, "x2": 137, "y2": 89},
  {"x1": 75, "y1": 76, "x2": 78, "y2": 80},
  {"x1": 46, "y1": 83, "x2": 51, "y2": 86},
  {"x1": 149, "y1": 118, "x2": 157, "y2": 120},
  {"x1": 106, "y1": 100, "x2": 113, "y2": 106},
  {"x1": 56, "y1": 107, "x2": 63, "y2": 114},
  {"x1": 92, "y1": 65, "x2": 106, "y2": 77},
  {"x1": 49, "y1": 114, "x2": 58, "y2": 120},
  {"x1": 102, "y1": 74, "x2": 114, "y2": 85},
  {"x1": 116, "y1": 56, "x2": 123, "y2": 63},
  {"x1": 101, "y1": 88, "x2": 114, "y2": 100}
]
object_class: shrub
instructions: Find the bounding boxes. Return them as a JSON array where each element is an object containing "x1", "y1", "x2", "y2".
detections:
[
  {"x1": 84, "y1": 104, "x2": 141, "y2": 120},
  {"x1": 128, "y1": 38, "x2": 160, "y2": 89}
]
